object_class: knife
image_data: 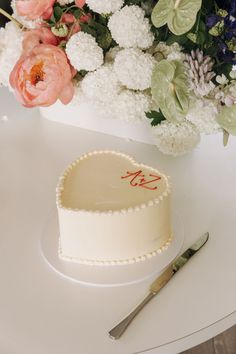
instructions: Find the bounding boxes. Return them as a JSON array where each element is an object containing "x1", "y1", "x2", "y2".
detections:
[{"x1": 108, "y1": 232, "x2": 209, "y2": 340}]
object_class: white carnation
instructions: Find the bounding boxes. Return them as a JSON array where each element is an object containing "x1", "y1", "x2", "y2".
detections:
[
  {"x1": 81, "y1": 65, "x2": 122, "y2": 103},
  {"x1": 186, "y1": 99, "x2": 221, "y2": 134},
  {"x1": 151, "y1": 121, "x2": 200, "y2": 156},
  {"x1": 0, "y1": 22, "x2": 23, "y2": 88},
  {"x1": 108, "y1": 5, "x2": 154, "y2": 49},
  {"x1": 114, "y1": 48, "x2": 154, "y2": 90},
  {"x1": 66, "y1": 32, "x2": 103, "y2": 71},
  {"x1": 86, "y1": 0, "x2": 124, "y2": 14},
  {"x1": 95, "y1": 90, "x2": 152, "y2": 122}
]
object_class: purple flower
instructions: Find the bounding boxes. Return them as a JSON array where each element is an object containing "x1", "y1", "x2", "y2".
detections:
[
  {"x1": 206, "y1": 14, "x2": 221, "y2": 28},
  {"x1": 218, "y1": 49, "x2": 236, "y2": 63},
  {"x1": 215, "y1": 0, "x2": 236, "y2": 16},
  {"x1": 225, "y1": 19, "x2": 236, "y2": 39}
]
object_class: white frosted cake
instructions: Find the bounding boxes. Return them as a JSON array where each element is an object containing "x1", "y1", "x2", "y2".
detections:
[{"x1": 56, "y1": 151, "x2": 172, "y2": 265}]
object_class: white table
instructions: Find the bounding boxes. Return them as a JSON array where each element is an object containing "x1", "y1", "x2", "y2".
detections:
[{"x1": 0, "y1": 87, "x2": 235, "y2": 354}]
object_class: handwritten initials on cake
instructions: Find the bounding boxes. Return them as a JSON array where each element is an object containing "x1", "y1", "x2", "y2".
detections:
[{"x1": 121, "y1": 170, "x2": 161, "y2": 190}]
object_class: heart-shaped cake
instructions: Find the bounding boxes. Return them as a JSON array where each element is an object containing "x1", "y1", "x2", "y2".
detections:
[{"x1": 56, "y1": 151, "x2": 172, "y2": 265}]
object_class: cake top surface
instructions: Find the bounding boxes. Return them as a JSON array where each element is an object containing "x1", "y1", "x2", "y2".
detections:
[{"x1": 57, "y1": 151, "x2": 170, "y2": 213}]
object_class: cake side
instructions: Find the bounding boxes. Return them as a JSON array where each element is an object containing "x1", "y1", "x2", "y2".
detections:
[
  {"x1": 56, "y1": 150, "x2": 172, "y2": 265},
  {"x1": 58, "y1": 195, "x2": 172, "y2": 265}
]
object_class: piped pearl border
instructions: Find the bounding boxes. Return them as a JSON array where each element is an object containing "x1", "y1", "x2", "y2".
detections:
[
  {"x1": 56, "y1": 150, "x2": 171, "y2": 215},
  {"x1": 58, "y1": 235, "x2": 173, "y2": 266}
]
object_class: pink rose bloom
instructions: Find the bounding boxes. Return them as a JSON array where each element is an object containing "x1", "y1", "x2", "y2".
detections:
[
  {"x1": 75, "y1": 0, "x2": 86, "y2": 8},
  {"x1": 16, "y1": 0, "x2": 55, "y2": 20},
  {"x1": 23, "y1": 28, "x2": 58, "y2": 54},
  {"x1": 10, "y1": 45, "x2": 74, "y2": 107}
]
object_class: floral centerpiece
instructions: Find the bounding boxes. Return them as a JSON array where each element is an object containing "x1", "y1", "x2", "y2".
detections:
[{"x1": 0, "y1": 0, "x2": 236, "y2": 156}]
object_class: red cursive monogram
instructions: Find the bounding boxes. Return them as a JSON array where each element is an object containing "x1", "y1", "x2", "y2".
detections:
[{"x1": 121, "y1": 170, "x2": 161, "y2": 190}]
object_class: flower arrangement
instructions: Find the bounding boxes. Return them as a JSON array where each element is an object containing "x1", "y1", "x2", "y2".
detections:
[{"x1": 0, "y1": 0, "x2": 236, "y2": 156}]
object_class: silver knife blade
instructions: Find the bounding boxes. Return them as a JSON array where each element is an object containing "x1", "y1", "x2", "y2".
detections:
[
  {"x1": 109, "y1": 232, "x2": 209, "y2": 339},
  {"x1": 150, "y1": 232, "x2": 209, "y2": 293},
  {"x1": 172, "y1": 231, "x2": 209, "y2": 273}
]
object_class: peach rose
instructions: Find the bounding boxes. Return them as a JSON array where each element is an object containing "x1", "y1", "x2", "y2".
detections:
[
  {"x1": 75, "y1": 0, "x2": 86, "y2": 8},
  {"x1": 16, "y1": 0, "x2": 55, "y2": 20},
  {"x1": 10, "y1": 44, "x2": 74, "y2": 107},
  {"x1": 23, "y1": 28, "x2": 58, "y2": 54}
]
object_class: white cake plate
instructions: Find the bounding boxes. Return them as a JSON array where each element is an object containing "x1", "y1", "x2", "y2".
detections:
[{"x1": 40, "y1": 211, "x2": 184, "y2": 288}]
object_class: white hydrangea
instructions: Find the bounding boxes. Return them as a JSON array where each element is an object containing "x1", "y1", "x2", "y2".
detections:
[
  {"x1": 11, "y1": 0, "x2": 40, "y2": 29},
  {"x1": 66, "y1": 32, "x2": 103, "y2": 71},
  {"x1": 108, "y1": 5, "x2": 154, "y2": 49},
  {"x1": 0, "y1": 22, "x2": 23, "y2": 88},
  {"x1": 70, "y1": 85, "x2": 88, "y2": 106},
  {"x1": 186, "y1": 99, "x2": 221, "y2": 134},
  {"x1": 114, "y1": 48, "x2": 154, "y2": 90},
  {"x1": 95, "y1": 90, "x2": 152, "y2": 122},
  {"x1": 114, "y1": 90, "x2": 152, "y2": 121},
  {"x1": 151, "y1": 120, "x2": 200, "y2": 156},
  {"x1": 86, "y1": 0, "x2": 124, "y2": 14},
  {"x1": 81, "y1": 65, "x2": 122, "y2": 103}
]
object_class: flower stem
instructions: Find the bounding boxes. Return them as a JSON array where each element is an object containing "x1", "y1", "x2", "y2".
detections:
[{"x1": 0, "y1": 8, "x2": 23, "y2": 29}]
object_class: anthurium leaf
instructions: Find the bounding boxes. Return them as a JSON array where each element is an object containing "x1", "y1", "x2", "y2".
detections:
[
  {"x1": 151, "y1": 60, "x2": 175, "y2": 103},
  {"x1": 169, "y1": 0, "x2": 202, "y2": 35},
  {"x1": 151, "y1": 0, "x2": 174, "y2": 28},
  {"x1": 173, "y1": 61, "x2": 189, "y2": 112},
  {"x1": 175, "y1": 86, "x2": 189, "y2": 112},
  {"x1": 151, "y1": 59, "x2": 189, "y2": 122},
  {"x1": 217, "y1": 105, "x2": 236, "y2": 135},
  {"x1": 152, "y1": 0, "x2": 202, "y2": 35}
]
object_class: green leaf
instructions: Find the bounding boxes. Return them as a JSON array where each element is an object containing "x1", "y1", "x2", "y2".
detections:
[
  {"x1": 80, "y1": 23, "x2": 97, "y2": 37},
  {"x1": 146, "y1": 110, "x2": 166, "y2": 126},
  {"x1": 97, "y1": 29, "x2": 112, "y2": 50},
  {"x1": 53, "y1": 5, "x2": 63, "y2": 22},
  {"x1": 125, "y1": 0, "x2": 142, "y2": 5},
  {"x1": 72, "y1": 8, "x2": 82, "y2": 19},
  {"x1": 214, "y1": 63, "x2": 233, "y2": 79},
  {"x1": 151, "y1": 0, "x2": 202, "y2": 35},
  {"x1": 166, "y1": 33, "x2": 189, "y2": 46},
  {"x1": 81, "y1": 20, "x2": 112, "y2": 50}
]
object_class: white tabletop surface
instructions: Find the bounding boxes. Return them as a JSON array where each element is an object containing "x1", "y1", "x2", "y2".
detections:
[{"x1": 0, "y1": 87, "x2": 236, "y2": 354}]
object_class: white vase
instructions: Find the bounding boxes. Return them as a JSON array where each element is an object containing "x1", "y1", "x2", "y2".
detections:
[{"x1": 40, "y1": 101, "x2": 155, "y2": 145}]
